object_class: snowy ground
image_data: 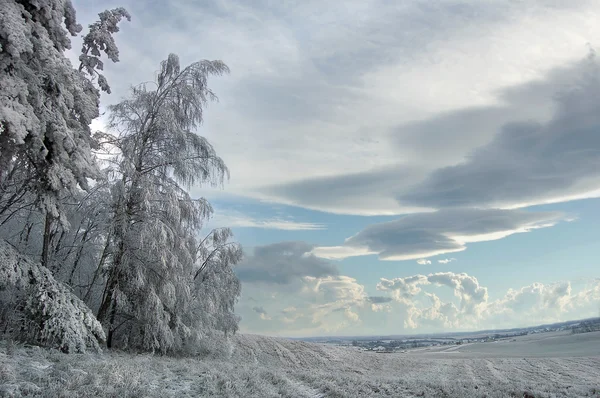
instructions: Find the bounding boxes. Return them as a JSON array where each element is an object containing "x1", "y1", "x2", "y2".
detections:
[{"x1": 0, "y1": 331, "x2": 599, "y2": 397}]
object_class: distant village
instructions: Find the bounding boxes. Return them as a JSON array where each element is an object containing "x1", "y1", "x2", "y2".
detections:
[{"x1": 307, "y1": 317, "x2": 600, "y2": 353}]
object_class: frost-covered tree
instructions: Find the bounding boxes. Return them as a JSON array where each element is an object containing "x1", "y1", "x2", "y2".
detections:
[
  {"x1": 0, "y1": 2, "x2": 241, "y2": 355},
  {"x1": 96, "y1": 54, "x2": 241, "y2": 353},
  {"x1": 0, "y1": 1, "x2": 129, "y2": 267},
  {"x1": 188, "y1": 228, "x2": 242, "y2": 342},
  {"x1": 0, "y1": 0, "x2": 129, "y2": 353},
  {"x1": 0, "y1": 240, "x2": 105, "y2": 353}
]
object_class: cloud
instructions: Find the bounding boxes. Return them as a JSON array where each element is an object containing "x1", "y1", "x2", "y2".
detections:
[
  {"x1": 377, "y1": 272, "x2": 600, "y2": 330},
  {"x1": 438, "y1": 258, "x2": 456, "y2": 264},
  {"x1": 238, "y1": 273, "x2": 369, "y2": 335},
  {"x1": 73, "y1": 0, "x2": 600, "y2": 217},
  {"x1": 236, "y1": 241, "x2": 339, "y2": 285},
  {"x1": 259, "y1": 165, "x2": 430, "y2": 216},
  {"x1": 416, "y1": 259, "x2": 431, "y2": 265},
  {"x1": 254, "y1": 53, "x2": 600, "y2": 217},
  {"x1": 398, "y1": 54, "x2": 600, "y2": 211},
  {"x1": 313, "y1": 208, "x2": 565, "y2": 261},
  {"x1": 234, "y1": 20, "x2": 600, "y2": 216},
  {"x1": 252, "y1": 306, "x2": 267, "y2": 315},
  {"x1": 378, "y1": 275, "x2": 430, "y2": 301},
  {"x1": 303, "y1": 275, "x2": 367, "y2": 304},
  {"x1": 252, "y1": 306, "x2": 271, "y2": 320},
  {"x1": 237, "y1": 253, "x2": 599, "y2": 335},
  {"x1": 427, "y1": 272, "x2": 488, "y2": 316},
  {"x1": 344, "y1": 308, "x2": 360, "y2": 322},
  {"x1": 366, "y1": 296, "x2": 393, "y2": 304},
  {"x1": 208, "y1": 209, "x2": 326, "y2": 231},
  {"x1": 485, "y1": 281, "x2": 593, "y2": 323},
  {"x1": 233, "y1": 241, "x2": 371, "y2": 334},
  {"x1": 378, "y1": 272, "x2": 488, "y2": 316}
]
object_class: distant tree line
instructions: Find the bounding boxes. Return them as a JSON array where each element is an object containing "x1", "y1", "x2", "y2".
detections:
[{"x1": 571, "y1": 319, "x2": 600, "y2": 334}]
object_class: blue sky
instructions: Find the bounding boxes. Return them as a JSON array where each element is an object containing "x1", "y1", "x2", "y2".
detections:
[{"x1": 74, "y1": 0, "x2": 600, "y2": 336}]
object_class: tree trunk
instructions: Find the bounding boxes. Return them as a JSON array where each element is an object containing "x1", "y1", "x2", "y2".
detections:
[
  {"x1": 41, "y1": 213, "x2": 52, "y2": 268},
  {"x1": 83, "y1": 236, "x2": 111, "y2": 303},
  {"x1": 106, "y1": 299, "x2": 118, "y2": 348},
  {"x1": 67, "y1": 227, "x2": 90, "y2": 286},
  {"x1": 97, "y1": 238, "x2": 125, "y2": 336}
]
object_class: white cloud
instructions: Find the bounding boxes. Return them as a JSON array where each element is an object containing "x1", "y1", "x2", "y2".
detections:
[
  {"x1": 314, "y1": 208, "x2": 565, "y2": 261},
  {"x1": 378, "y1": 272, "x2": 488, "y2": 317},
  {"x1": 377, "y1": 272, "x2": 600, "y2": 331},
  {"x1": 311, "y1": 245, "x2": 376, "y2": 260},
  {"x1": 237, "y1": 245, "x2": 599, "y2": 335},
  {"x1": 207, "y1": 209, "x2": 325, "y2": 231},
  {"x1": 377, "y1": 275, "x2": 430, "y2": 302},
  {"x1": 302, "y1": 275, "x2": 367, "y2": 304},
  {"x1": 438, "y1": 258, "x2": 456, "y2": 264},
  {"x1": 416, "y1": 259, "x2": 432, "y2": 265},
  {"x1": 371, "y1": 303, "x2": 392, "y2": 313},
  {"x1": 344, "y1": 308, "x2": 360, "y2": 322}
]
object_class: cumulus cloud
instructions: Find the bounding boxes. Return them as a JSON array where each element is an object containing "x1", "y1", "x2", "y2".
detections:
[
  {"x1": 418, "y1": 293, "x2": 461, "y2": 329},
  {"x1": 484, "y1": 281, "x2": 593, "y2": 324},
  {"x1": 377, "y1": 272, "x2": 600, "y2": 330},
  {"x1": 416, "y1": 259, "x2": 431, "y2": 265},
  {"x1": 378, "y1": 272, "x2": 488, "y2": 316},
  {"x1": 427, "y1": 272, "x2": 488, "y2": 316},
  {"x1": 238, "y1": 260, "x2": 599, "y2": 335},
  {"x1": 236, "y1": 241, "x2": 339, "y2": 285},
  {"x1": 303, "y1": 275, "x2": 367, "y2": 304},
  {"x1": 313, "y1": 208, "x2": 565, "y2": 261},
  {"x1": 288, "y1": 275, "x2": 368, "y2": 333},
  {"x1": 377, "y1": 274, "x2": 430, "y2": 302}
]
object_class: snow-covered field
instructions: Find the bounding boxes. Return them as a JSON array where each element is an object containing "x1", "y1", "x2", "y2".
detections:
[{"x1": 1, "y1": 331, "x2": 599, "y2": 397}]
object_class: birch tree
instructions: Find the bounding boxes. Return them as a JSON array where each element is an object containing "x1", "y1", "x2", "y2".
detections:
[{"x1": 97, "y1": 54, "x2": 240, "y2": 352}]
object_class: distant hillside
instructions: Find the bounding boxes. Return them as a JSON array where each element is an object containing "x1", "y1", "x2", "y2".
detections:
[{"x1": 290, "y1": 316, "x2": 600, "y2": 343}]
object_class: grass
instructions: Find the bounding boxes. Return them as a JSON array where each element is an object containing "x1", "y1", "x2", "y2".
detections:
[{"x1": 0, "y1": 334, "x2": 598, "y2": 397}]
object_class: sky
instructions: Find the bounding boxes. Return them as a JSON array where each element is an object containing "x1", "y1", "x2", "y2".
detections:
[{"x1": 74, "y1": 0, "x2": 600, "y2": 337}]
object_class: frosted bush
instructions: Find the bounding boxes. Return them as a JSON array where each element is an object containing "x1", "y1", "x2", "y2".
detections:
[{"x1": 0, "y1": 240, "x2": 105, "y2": 353}]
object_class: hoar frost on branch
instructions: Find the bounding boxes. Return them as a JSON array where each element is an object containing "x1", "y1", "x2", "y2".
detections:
[
  {"x1": 0, "y1": 0, "x2": 127, "y2": 352},
  {"x1": 0, "y1": 240, "x2": 105, "y2": 353},
  {"x1": 0, "y1": 0, "x2": 129, "y2": 223},
  {"x1": 0, "y1": 1, "x2": 242, "y2": 356},
  {"x1": 95, "y1": 54, "x2": 242, "y2": 353}
]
